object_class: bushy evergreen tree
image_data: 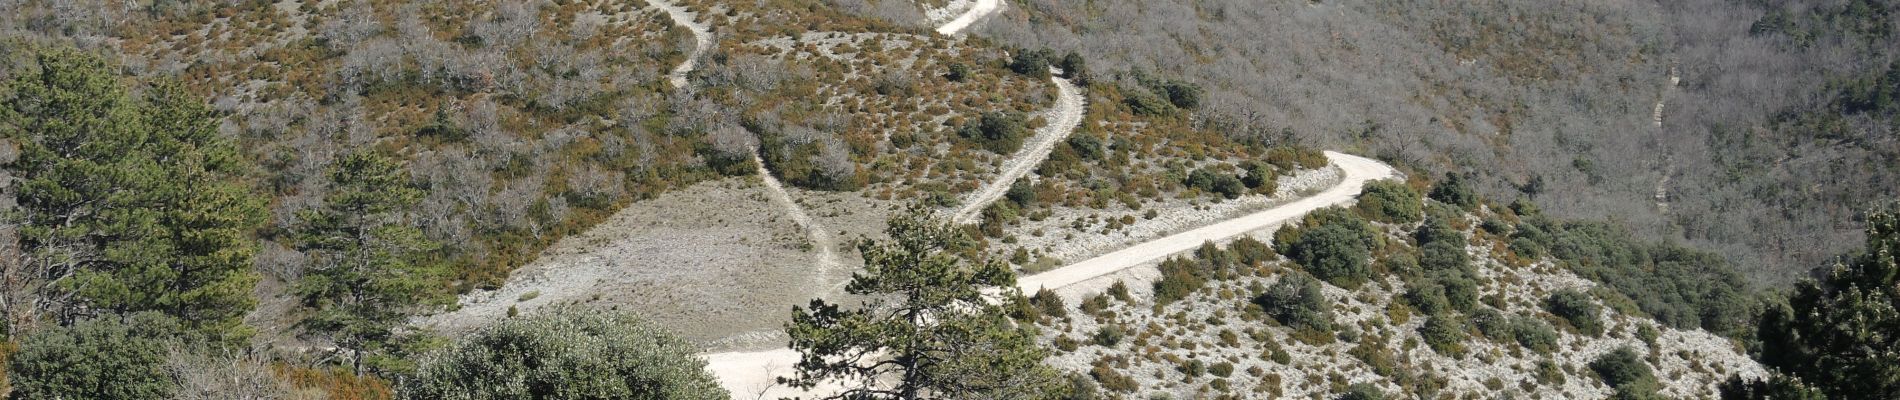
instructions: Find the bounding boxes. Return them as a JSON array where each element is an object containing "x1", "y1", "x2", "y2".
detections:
[
  {"x1": 1748, "y1": 210, "x2": 1900, "y2": 398},
  {"x1": 1, "y1": 47, "x2": 263, "y2": 342},
  {"x1": 784, "y1": 208, "x2": 1070, "y2": 399},
  {"x1": 296, "y1": 150, "x2": 442, "y2": 374}
]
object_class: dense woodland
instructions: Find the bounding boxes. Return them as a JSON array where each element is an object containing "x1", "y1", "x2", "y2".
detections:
[{"x1": 0, "y1": 0, "x2": 1890, "y2": 398}]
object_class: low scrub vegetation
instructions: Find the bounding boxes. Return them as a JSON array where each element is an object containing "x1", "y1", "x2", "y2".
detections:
[
  {"x1": 403, "y1": 309, "x2": 726, "y2": 399},
  {"x1": 1253, "y1": 274, "x2": 1334, "y2": 336},
  {"x1": 1275, "y1": 208, "x2": 1379, "y2": 289}
]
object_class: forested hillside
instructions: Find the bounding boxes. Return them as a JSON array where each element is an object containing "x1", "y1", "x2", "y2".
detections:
[
  {"x1": 910, "y1": 0, "x2": 1900, "y2": 285},
  {"x1": 0, "y1": 0, "x2": 1891, "y2": 398}
]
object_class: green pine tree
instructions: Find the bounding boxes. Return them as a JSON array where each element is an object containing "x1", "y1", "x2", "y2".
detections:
[
  {"x1": 1, "y1": 47, "x2": 263, "y2": 342},
  {"x1": 296, "y1": 150, "x2": 440, "y2": 375},
  {"x1": 783, "y1": 208, "x2": 1070, "y2": 399},
  {"x1": 1747, "y1": 209, "x2": 1900, "y2": 397}
]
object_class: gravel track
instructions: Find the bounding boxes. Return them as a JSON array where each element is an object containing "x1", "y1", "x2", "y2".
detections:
[
  {"x1": 702, "y1": 152, "x2": 1399, "y2": 398},
  {"x1": 1016, "y1": 152, "x2": 1393, "y2": 292},
  {"x1": 934, "y1": 0, "x2": 1002, "y2": 36}
]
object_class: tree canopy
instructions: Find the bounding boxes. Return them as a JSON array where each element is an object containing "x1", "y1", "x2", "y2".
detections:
[
  {"x1": 783, "y1": 208, "x2": 1070, "y2": 399},
  {"x1": 7, "y1": 313, "x2": 183, "y2": 399},
  {"x1": 402, "y1": 308, "x2": 727, "y2": 400},
  {"x1": 1748, "y1": 210, "x2": 1900, "y2": 398},
  {"x1": 1275, "y1": 208, "x2": 1378, "y2": 289},
  {"x1": 0, "y1": 46, "x2": 264, "y2": 342},
  {"x1": 296, "y1": 150, "x2": 443, "y2": 374}
]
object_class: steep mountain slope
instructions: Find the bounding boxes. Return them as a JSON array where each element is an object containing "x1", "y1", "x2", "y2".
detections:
[
  {"x1": 1034, "y1": 205, "x2": 1764, "y2": 398},
  {"x1": 868, "y1": 0, "x2": 1899, "y2": 286},
  {"x1": 704, "y1": 151, "x2": 1396, "y2": 398}
]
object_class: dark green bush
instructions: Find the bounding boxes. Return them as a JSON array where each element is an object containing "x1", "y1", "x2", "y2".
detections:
[
  {"x1": 1066, "y1": 133, "x2": 1104, "y2": 160},
  {"x1": 1240, "y1": 161, "x2": 1279, "y2": 194},
  {"x1": 1057, "y1": 51, "x2": 1090, "y2": 85},
  {"x1": 1413, "y1": 217, "x2": 1464, "y2": 248},
  {"x1": 8, "y1": 313, "x2": 183, "y2": 400},
  {"x1": 1435, "y1": 270, "x2": 1480, "y2": 312},
  {"x1": 1230, "y1": 236, "x2": 1275, "y2": 266},
  {"x1": 1511, "y1": 317, "x2": 1561, "y2": 354},
  {"x1": 1009, "y1": 48, "x2": 1055, "y2": 78},
  {"x1": 1356, "y1": 180, "x2": 1423, "y2": 223},
  {"x1": 1590, "y1": 347, "x2": 1660, "y2": 398},
  {"x1": 1186, "y1": 167, "x2": 1247, "y2": 199},
  {"x1": 1512, "y1": 217, "x2": 1759, "y2": 338},
  {"x1": 958, "y1": 111, "x2": 1030, "y2": 154},
  {"x1": 1254, "y1": 274, "x2": 1333, "y2": 333},
  {"x1": 1418, "y1": 314, "x2": 1469, "y2": 357},
  {"x1": 1155, "y1": 80, "x2": 1202, "y2": 109},
  {"x1": 1427, "y1": 173, "x2": 1478, "y2": 210},
  {"x1": 1470, "y1": 308, "x2": 1560, "y2": 354},
  {"x1": 1470, "y1": 308, "x2": 1512, "y2": 341},
  {"x1": 1091, "y1": 325, "x2": 1125, "y2": 347},
  {"x1": 947, "y1": 62, "x2": 972, "y2": 82},
  {"x1": 1209, "y1": 361, "x2": 1234, "y2": 378},
  {"x1": 402, "y1": 309, "x2": 727, "y2": 399},
  {"x1": 1338, "y1": 383, "x2": 1385, "y2": 400},
  {"x1": 1276, "y1": 209, "x2": 1377, "y2": 289},
  {"x1": 1404, "y1": 282, "x2": 1452, "y2": 316},
  {"x1": 1195, "y1": 241, "x2": 1239, "y2": 275},
  {"x1": 1153, "y1": 256, "x2": 1206, "y2": 305},
  {"x1": 1031, "y1": 288, "x2": 1066, "y2": 319},
  {"x1": 1546, "y1": 289, "x2": 1605, "y2": 336},
  {"x1": 1418, "y1": 240, "x2": 1469, "y2": 273},
  {"x1": 1123, "y1": 89, "x2": 1175, "y2": 117}
]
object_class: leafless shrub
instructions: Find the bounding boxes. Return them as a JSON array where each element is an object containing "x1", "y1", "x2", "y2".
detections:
[
  {"x1": 318, "y1": 0, "x2": 382, "y2": 50},
  {"x1": 167, "y1": 350, "x2": 313, "y2": 400},
  {"x1": 708, "y1": 122, "x2": 759, "y2": 158},
  {"x1": 254, "y1": 239, "x2": 308, "y2": 284}
]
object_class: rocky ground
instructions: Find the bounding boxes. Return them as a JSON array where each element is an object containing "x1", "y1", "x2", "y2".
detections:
[
  {"x1": 413, "y1": 177, "x2": 847, "y2": 349},
  {"x1": 1033, "y1": 210, "x2": 1765, "y2": 399}
]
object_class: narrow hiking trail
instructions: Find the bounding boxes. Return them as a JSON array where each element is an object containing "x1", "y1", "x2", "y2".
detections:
[
  {"x1": 648, "y1": 0, "x2": 841, "y2": 282},
  {"x1": 753, "y1": 151, "x2": 843, "y2": 288},
  {"x1": 416, "y1": 0, "x2": 847, "y2": 336},
  {"x1": 1653, "y1": 64, "x2": 1679, "y2": 212},
  {"x1": 704, "y1": 152, "x2": 1400, "y2": 398},
  {"x1": 934, "y1": 0, "x2": 1002, "y2": 36},
  {"x1": 645, "y1": 0, "x2": 712, "y2": 89},
  {"x1": 950, "y1": 72, "x2": 1085, "y2": 225}
]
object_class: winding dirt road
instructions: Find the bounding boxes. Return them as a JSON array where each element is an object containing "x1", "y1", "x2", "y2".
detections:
[
  {"x1": 950, "y1": 73, "x2": 1085, "y2": 225},
  {"x1": 702, "y1": 151, "x2": 1398, "y2": 398},
  {"x1": 1016, "y1": 152, "x2": 1395, "y2": 292},
  {"x1": 934, "y1": 0, "x2": 1003, "y2": 36},
  {"x1": 645, "y1": 0, "x2": 712, "y2": 89}
]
